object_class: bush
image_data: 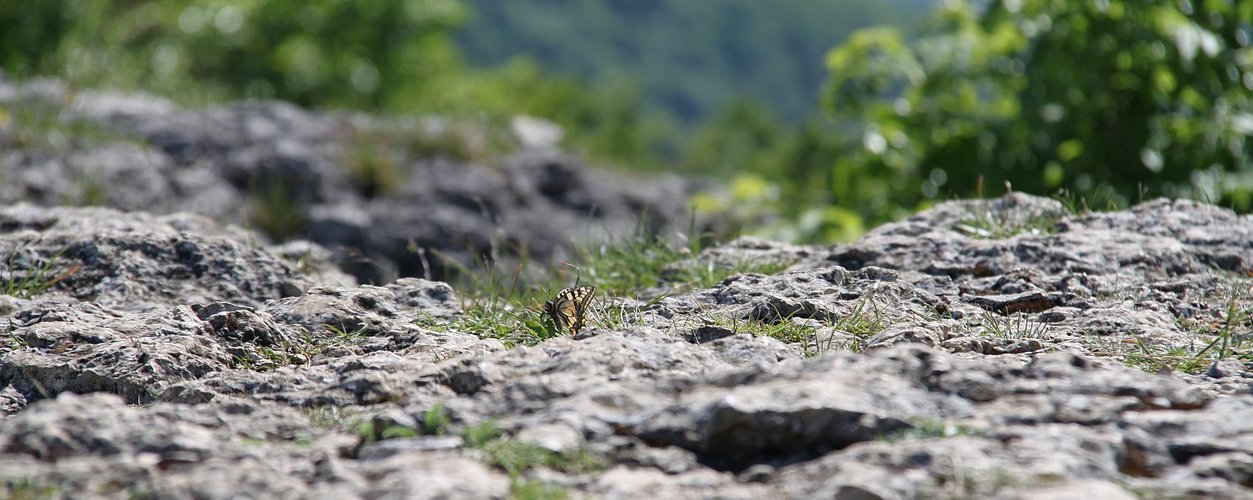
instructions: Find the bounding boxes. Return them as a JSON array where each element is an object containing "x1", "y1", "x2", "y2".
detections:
[{"x1": 822, "y1": 0, "x2": 1253, "y2": 211}]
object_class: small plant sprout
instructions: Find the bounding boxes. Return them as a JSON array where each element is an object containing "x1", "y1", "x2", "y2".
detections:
[{"x1": 977, "y1": 310, "x2": 1049, "y2": 340}]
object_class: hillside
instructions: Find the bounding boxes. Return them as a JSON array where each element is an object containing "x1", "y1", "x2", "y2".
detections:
[{"x1": 456, "y1": 0, "x2": 931, "y2": 124}]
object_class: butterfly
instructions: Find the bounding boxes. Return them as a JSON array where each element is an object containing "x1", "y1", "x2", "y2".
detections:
[{"x1": 545, "y1": 285, "x2": 596, "y2": 335}]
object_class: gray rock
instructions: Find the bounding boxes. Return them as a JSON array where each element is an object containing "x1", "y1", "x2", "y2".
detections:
[
  {"x1": 5, "y1": 79, "x2": 1253, "y2": 498},
  {"x1": 359, "y1": 453, "x2": 510, "y2": 499},
  {"x1": 1, "y1": 78, "x2": 715, "y2": 284},
  {"x1": 1012, "y1": 480, "x2": 1138, "y2": 500},
  {"x1": 0, "y1": 204, "x2": 321, "y2": 312}
]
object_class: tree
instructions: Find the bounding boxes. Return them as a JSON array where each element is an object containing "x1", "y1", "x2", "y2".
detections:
[{"x1": 824, "y1": 0, "x2": 1253, "y2": 211}]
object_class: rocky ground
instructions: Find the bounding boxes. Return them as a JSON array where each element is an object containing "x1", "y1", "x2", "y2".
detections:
[
  {"x1": 2, "y1": 79, "x2": 1252, "y2": 499},
  {"x1": 0, "y1": 77, "x2": 713, "y2": 285},
  {"x1": 1, "y1": 194, "x2": 1249, "y2": 499}
]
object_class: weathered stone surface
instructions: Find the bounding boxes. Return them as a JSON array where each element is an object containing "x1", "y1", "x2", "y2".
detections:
[
  {"x1": 0, "y1": 245, "x2": 499, "y2": 410},
  {"x1": 0, "y1": 393, "x2": 510, "y2": 499},
  {"x1": 3, "y1": 80, "x2": 1253, "y2": 498},
  {"x1": 0, "y1": 203, "x2": 348, "y2": 312},
  {"x1": 0, "y1": 78, "x2": 714, "y2": 284}
]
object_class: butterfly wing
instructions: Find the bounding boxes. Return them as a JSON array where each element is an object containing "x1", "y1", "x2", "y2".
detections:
[{"x1": 546, "y1": 285, "x2": 596, "y2": 334}]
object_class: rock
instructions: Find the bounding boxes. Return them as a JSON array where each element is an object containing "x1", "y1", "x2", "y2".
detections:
[
  {"x1": 633, "y1": 348, "x2": 972, "y2": 471},
  {"x1": 5, "y1": 79, "x2": 1253, "y2": 498},
  {"x1": 0, "y1": 204, "x2": 324, "y2": 311},
  {"x1": 1, "y1": 78, "x2": 714, "y2": 284},
  {"x1": 359, "y1": 453, "x2": 511, "y2": 499},
  {"x1": 515, "y1": 423, "x2": 583, "y2": 453},
  {"x1": 863, "y1": 325, "x2": 941, "y2": 350},
  {"x1": 591, "y1": 467, "x2": 772, "y2": 500},
  {"x1": 510, "y1": 115, "x2": 564, "y2": 150},
  {"x1": 1014, "y1": 480, "x2": 1137, "y2": 500}
]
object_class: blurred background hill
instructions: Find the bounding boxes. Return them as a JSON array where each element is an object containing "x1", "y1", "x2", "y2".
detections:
[
  {"x1": 1, "y1": 0, "x2": 1250, "y2": 243},
  {"x1": 457, "y1": 0, "x2": 931, "y2": 125}
]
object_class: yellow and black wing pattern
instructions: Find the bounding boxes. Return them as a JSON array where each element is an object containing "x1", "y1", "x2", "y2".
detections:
[{"x1": 545, "y1": 285, "x2": 596, "y2": 335}]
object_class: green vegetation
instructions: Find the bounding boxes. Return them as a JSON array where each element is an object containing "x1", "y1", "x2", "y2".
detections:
[
  {"x1": 228, "y1": 323, "x2": 371, "y2": 372},
  {"x1": 2, "y1": 250, "x2": 69, "y2": 300},
  {"x1": 0, "y1": 0, "x2": 665, "y2": 179},
  {"x1": 1093, "y1": 281, "x2": 1252, "y2": 374},
  {"x1": 0, "y1": 99, "x2": 142, "y2": 152},
  {"x1": 353, "y1": 418, "x2": 421, "y2": 445},
  {"x1": 1, "y1": 478, "x2": 57, "y2": 500},
  {"x1": 979, "y1": 312, "x2": 1050, "y2": 341},
  {"x1": 816, "y1": 0, "x2": 1253, "y2": 235},
  {"x1": 337, "y1": 122, "x2": 494, "y2": 199},
  {"x1": 955, "y1": 198, "x2": 1065, "y2": 240},
  {"x1": 462, "y1": 421, "x2": 603, "y2": 478},
  {"x1": 701, "y1": 312, "x2": 819, "y2": 352},
  {"x1": 347, "y1": 412, "x2": 600, "y2": 491},
  {"x1": 246, "y1": 183, "x2": 309, "y2": 241},
  {"x1": 577, "y1": 227, "x2": 794, "y2": 296},
  {"x1": 833, "y1": 296, "x2": 890, "y2": 338},
  {"x1": 415, "y1": 261, "x2": 561, "y2": 347},
  {"x1": 880, "y1": 419, "x2": 983, "y2": 442},
  {"x1": 318, "y1": 323, "x2": 370, "y2": 348},
  {"x1": 510, "y1": 479, "x2": 567, "y2": 500},
  {"x1": 689, "y1": 293, "x2": 890, "y2": 357},
  {"x1": 417, "y1": 226, "x2": 798, "y2": 347},
  {"x1": 457, "y1": 0, "x2": 924, "y2": 125},
  {"x1": 302, "y1": 405, "x2": 360, "y2": 431},
  {"x1": 460, "y1": 0, "x2": 1252, "y2": 243},
  {"x1": 346, "y1": 141, "x2": 404, "y2": 199},
  {"x1": 420, "y1": 403, "x2": 452, "y2": 436}
]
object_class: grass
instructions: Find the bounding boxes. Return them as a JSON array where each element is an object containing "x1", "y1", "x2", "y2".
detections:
[
  {"x1": 319, "y1": 323, "x2": 370, "y2": 348},
  {"x1": 353, "y1": 418, "x2": 422, "y2": 445},
  {"x1": 1, "y1": 250, "x2": 73, "y2": 300},
  {"x1": 402, "y1": 122, "x2": 485, "y2": 162},
  {"x1": 686, "y1": 293, "x2": 891, "y2": 357},
  {"x1": 511, "y1": 479, "x2": 567, "y2": 500},
  {"x1": 978, "y1": 311, "x2": 1049, "y2": 341},
  {"x1": 0, "y1": 99, "x2": 143, "y2": 153},
  {"x1": 813, "y1": 295, "x2": 889, "y2": 354},
  {"x1": 345, "y1": 140, "x2": 405, "y2": 199},
  {"x1": 1051, "y1": 185, "x2": 1130, "y2": 215},
  {"x1": 462, "y1": 421, "x2": 604, "y2": 478},
  {"x1": 954, "y1": 202, "x2": 1063, "y2": 239},
  {"x1": 246, "y1": 182, "x2": 309, "y2": 241},
  {"x1": 953, "y1": 183, "x2": 1139, "y2": 240},
  {"x1": 879, "y1": 419, "x2": 983, "y2": 442},
  {"x1": 422, "y1": 224, "x2": 798, "y2": 347},
  {"x1": 697, "y1": 308, "x2": 817, "y2": 350},
  {"x1": 1096, "y1": 281, "x2": 1251, "y2": 374},
  {"x1": 227, "y1": 323, "x2": 368, "y2": 372},
  {"x1": 1202, "y1": 284, "x2": 1252, "y2": 363},
  {"x1": 417, "y1": 269, "x2": 560, "y2": 348},
  {"x1": 1, "y1": 478, "x2": 57, "y2": 500},
  {"x1": 422, "y1": 403, "x2": 451, "y2": 435},
  {"x1": 577, "y1": 224, "x2": 793, "y2": 297},
  {"x1": 71, "y1": 171, "x2": 109, "y2": 206},
  {"x1": 3, "y1": 333, "x2": 29, "y2": 350},
  {"x1": 302, "y1": 405, "x2": 362, "y2": 430},
  {"x1": 336, "y1": 120, "x2": 491, "y2": 201}
]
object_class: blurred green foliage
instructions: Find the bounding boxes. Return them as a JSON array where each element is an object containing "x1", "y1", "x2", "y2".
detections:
[
  {"x1": 819, "y1": 0, "x2": 1253, "y2": 223},
  {"x1": 2, "y1": 0, "x2": 468, "y2": 106},
  {"x1": 457, "y1": 0, "x2": 925, "y2": 124},
  {"x1": 671, "y1": 0, "x2": 1253, "y2": 242}
]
